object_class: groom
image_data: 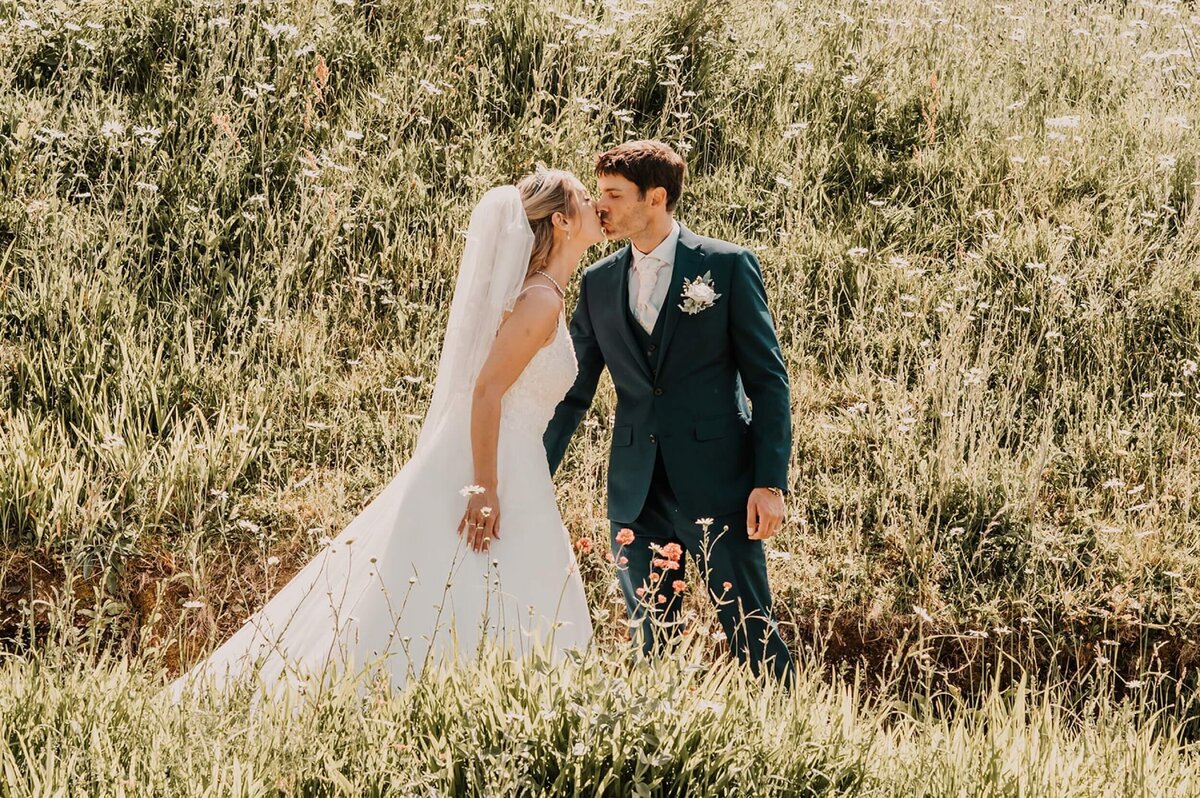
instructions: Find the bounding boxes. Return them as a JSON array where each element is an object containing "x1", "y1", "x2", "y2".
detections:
[{"x1": 544, "y1": 140, "x2": 794, "y2": 682}]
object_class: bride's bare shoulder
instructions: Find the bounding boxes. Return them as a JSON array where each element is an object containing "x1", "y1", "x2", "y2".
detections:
[{"x1": 499, "y1": 283, "x2": 563, "y2": 343}]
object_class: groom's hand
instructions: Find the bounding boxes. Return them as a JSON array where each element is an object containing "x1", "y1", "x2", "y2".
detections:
[{"x1": 746, "y1": 488, "x2": 785, "y2": 540}]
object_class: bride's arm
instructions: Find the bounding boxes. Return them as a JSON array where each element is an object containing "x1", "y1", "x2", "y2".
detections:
[{"x1": 458, "y1": 288, "x2": 562, "y2": 553}]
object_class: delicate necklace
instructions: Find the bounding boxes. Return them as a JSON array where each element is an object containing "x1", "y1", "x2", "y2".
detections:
[{"x1": 535, "y1": 269, "x2": 565, "y2": 299}]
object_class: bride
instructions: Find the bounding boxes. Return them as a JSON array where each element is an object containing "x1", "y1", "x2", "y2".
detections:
[{"x1": 169, "y1": 169, "x2": 606, "y2": 701}]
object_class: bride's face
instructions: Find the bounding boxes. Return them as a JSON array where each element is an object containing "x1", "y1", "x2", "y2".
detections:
[{"x1": 568, "y1": 182, "x2": 606, "y2": 246}]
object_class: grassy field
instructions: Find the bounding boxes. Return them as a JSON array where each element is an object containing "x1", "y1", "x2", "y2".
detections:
[
  {"x1": 1, "y1": 0, "x2": 1200, "y2": 790},
  {"x1": 4, "y1": 634, "x2": 1200, "y2": 796}
]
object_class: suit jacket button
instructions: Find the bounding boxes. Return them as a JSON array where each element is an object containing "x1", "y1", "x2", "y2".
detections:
[
  {"x1": 648, "y1": 344, "x2": 657, "y2": 352},
  {"x1": 653, "y1": 387, "x2": 664, "y2": 396},
  {"x1": 649, "y1": 434, "x2": 657, "y2": 444}
]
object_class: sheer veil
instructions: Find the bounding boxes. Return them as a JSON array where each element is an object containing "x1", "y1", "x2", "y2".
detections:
[{"x1": 414, "y1": 186, "x2": 534, "y2": 458}]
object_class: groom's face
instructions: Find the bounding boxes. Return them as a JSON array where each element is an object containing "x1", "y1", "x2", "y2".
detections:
[{"x1": 595, "y1": 173, "x2": 655, "y2": 241}]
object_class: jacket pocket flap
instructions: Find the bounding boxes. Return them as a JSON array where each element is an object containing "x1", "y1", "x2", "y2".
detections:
[
  {"x1": 694, "y1": 413, "x2": 747, "y2": 441},
  {"x1": 612, "y1": 425, "x2": 633, "y2": 446}
]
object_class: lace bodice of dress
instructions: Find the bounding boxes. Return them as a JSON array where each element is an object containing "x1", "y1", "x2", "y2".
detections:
[{"x1": 501, "y1": 313, "x2": 578, "y2": 438}]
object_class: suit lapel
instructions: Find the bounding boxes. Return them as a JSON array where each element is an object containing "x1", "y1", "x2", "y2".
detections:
[
  {"x1": 655, "y1": 224, "x2": 706, "y2": 372},
  {"x1": 607, "y1": 246, "x2": 654, "y2": 382}
]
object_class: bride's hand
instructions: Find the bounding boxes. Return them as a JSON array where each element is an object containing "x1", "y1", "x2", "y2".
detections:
[{"x1": 458, "y1": 487, "x2": 500, "y2": 553}]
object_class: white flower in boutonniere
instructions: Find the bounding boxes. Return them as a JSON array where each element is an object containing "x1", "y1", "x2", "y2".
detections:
[{"x1": 678, "y1": 271, "x2": 721, "y2": 315}]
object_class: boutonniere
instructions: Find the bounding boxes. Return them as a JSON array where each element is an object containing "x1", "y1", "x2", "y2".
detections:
[{"x1": 678, "y1": 271, "x2": 721, "y2": 315}]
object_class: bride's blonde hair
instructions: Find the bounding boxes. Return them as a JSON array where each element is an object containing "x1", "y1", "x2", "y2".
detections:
[{"x1": 516, "y1": 168, "x2": 580, "y2": 278}]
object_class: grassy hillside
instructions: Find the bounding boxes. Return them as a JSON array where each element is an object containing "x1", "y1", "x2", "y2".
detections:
[
  {"x1": 5, "y1": 642, "x2": 1200, "y2": 796},
  {"x1": 1, "y1": 0, "x2": 1198, "y2": 688}
]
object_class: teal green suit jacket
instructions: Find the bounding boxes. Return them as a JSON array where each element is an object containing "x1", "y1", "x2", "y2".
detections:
[{"x1": 543, "y1": 224, "x2": 791, "y2": 523}]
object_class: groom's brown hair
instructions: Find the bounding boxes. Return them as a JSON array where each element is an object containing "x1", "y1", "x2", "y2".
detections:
[{"x1": 595, "y1": 140, "x2": 686, "y2": 212}]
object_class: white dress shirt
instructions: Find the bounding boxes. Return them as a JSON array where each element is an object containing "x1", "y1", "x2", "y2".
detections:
[{"x1": 628, "y1": 220, "x2": 681, "y2": 333}]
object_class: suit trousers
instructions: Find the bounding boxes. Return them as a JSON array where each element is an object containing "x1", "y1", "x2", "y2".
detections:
[{"x1": 609, "y1": 449, "x2": 795, "y2": 683}]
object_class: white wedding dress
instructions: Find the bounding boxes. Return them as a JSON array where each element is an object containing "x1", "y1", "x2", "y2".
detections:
[{"x1": 168, "y1": 187, "x2": 592, "y2": 703}]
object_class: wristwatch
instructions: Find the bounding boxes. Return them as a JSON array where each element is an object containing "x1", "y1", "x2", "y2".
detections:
[{"x1": 764, "y1": 486, "x2": 784, "y2": 498}]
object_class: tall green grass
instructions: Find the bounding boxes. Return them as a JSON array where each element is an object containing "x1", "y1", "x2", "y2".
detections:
[
  {"x1": 3, "y1": 0, "x2": 1200, "y2": 790},
  {"x1": 5, "y1": 621, "x2": 1200, "y2": 796},
  {"x1": 1, "y1": 0, "x2": 1198, "y2": 683}
]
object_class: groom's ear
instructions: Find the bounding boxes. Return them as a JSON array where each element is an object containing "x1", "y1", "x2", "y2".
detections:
[{"x1": 647, "y1": 186, "x2": 668, "y2": 209}]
